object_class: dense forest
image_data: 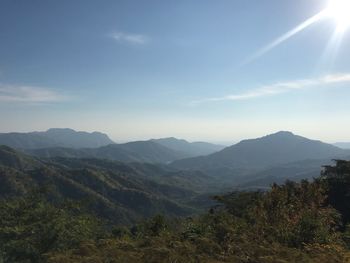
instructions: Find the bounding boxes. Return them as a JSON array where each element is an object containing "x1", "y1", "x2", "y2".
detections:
[{"x1": 1, "y1": 160, "x2": 350, "y2": 262}]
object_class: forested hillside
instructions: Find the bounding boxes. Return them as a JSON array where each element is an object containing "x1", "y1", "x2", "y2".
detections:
[
  {"x1": 0, "y1": 146, "x2": 216, "y2": 224},
  {"x1": 1, "y1": 135, "x2": 350, "y2": 262},
  {"x1": 27, "y1": 141, "x2": 190, "y2": 164},
  {"x1": 1, "y1": 160, "x2": 350, "y2": 262}
]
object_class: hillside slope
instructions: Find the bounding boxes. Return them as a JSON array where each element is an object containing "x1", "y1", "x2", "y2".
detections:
[
  {"x1": 0, "y1": 146, "x2": 201, "y2": 224},
  {"x1": 27, "y1": 140, "x2": 186, "y2": 164}
]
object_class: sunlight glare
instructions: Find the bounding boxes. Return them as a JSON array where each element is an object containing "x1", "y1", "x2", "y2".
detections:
[{"x1": 326, "y1": 0, "x2": 350, "y2": 32}]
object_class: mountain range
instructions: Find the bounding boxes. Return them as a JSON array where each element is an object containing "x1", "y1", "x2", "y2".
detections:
[
  {"x1": 27, "y1": 141, "x2": 185, "y2": 164},
  {"x1": 1, "y1": 128, "x2": 349, "y2": 194},
  {"x1": 0, "y1": 129, "x2": 224, "y2": 163},
  {"x1": 169, "y1": 131, "x2": 350, "y2": 188},
  {"x1": 0, "y1": 128, "x2": 114, "y2": 149}
]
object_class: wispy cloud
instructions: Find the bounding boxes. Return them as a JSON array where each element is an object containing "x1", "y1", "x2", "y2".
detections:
[
  {"x1": 192, "y1": 73, "x2": 350, "y2": 105},
  {"x1": 109, "y1": 31, "x2": 150, "y2": 45},
  {"x1": 0, "y1": 84, "x2": 68, "y2": 103}
]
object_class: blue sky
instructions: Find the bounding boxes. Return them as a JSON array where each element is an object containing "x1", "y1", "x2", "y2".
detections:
[{"x1": 0, "y1": 0, "x2": 350, "y2": 143}]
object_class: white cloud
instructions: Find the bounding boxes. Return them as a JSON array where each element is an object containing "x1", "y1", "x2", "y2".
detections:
[
  {"x1": 192, "y1": 73, "x2": 350, "y2": 104},
  {"x1": 109, "y1": 31, "x2": 149, "y2": 45},
  {"x1": 0, "y1": 84, "x2": 68, "y2": 103}
]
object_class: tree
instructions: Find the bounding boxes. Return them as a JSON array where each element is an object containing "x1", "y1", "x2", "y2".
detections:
[{"x1": 0, "y1": 190, "x2": 102, "y2": 263}]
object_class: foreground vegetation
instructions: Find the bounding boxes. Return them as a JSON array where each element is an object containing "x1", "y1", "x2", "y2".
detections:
[{"x1": 2, "y1": 160, "x2": 350, "y2": 262}]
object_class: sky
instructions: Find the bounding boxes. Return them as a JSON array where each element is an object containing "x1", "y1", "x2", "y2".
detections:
[{"x1": 0, "y1": 0, "x2": 350, "y2": 144}]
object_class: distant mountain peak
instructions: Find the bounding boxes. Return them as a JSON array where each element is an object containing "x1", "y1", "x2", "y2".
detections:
[
  {"x1": 46, "y1": 128, "x2": 106, "y2": 135},
  {"x1": 171, "y1": 131, "x2": 347, "y2": 172},
  {"x1": 269, "y1": 131, "x2": 295, "y2": 136},
  {"x1": 153, "y1": 137, "x2": 188, "y2": 143},
  {"x1": 237, "y1": 131, "x2": 300, "y2": 146},
  {"x1": 46, "y1": 128, "x2": 76, "y2": 133},
  {"x1": 0, "y1": 128, "x2": 114, "y2": 149}
]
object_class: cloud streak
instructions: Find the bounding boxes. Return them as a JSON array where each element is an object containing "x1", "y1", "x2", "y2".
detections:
[
  {"x1": 192, "y1": 73, "x2": 350, "y2": 105},
  {"x1": 110, "y1": 31, "x2": 149, "y2": 45},
  {"x1": 0, "y1": 84, "x2": 68, "y2": 103}
]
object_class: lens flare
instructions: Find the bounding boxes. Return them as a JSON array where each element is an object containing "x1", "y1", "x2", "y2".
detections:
[
  {"x1": 241, "y1": 0, "x2": 349, "y2": 66},
  {"x1": 326, "y1": 0, "x2": 350, "y2": 32}
]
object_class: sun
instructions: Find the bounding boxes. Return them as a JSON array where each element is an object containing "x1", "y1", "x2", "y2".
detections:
[{"x1": 326, "y1": 0, "x2": 350, "y2": 31}]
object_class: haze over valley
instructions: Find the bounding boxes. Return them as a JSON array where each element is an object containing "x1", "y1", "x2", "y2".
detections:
[
  {"x1": 1, "y1": 0, "x2": 350, "y2": 262},
  {"x1": 1, "y1": 128, "x2": 349, "y2": 192}
]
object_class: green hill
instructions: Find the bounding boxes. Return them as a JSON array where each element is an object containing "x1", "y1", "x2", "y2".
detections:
[{"x1": 0, "y1": 146, "x2": 208, "y2": 224}]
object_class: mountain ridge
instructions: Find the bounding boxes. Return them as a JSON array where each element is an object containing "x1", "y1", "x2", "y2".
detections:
[
  {"x1": 26, "y1": 140, "x2": 187, "y2": 164},
  {"x1": 151, "y1": 137, "x2": 224, "y2": 157},
  {"x1": 171, "y1": 131, "x2": 348, "y2": 172},
  {"x1": 0, "y1": 128, "x2": 114, "y2": 149}
]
